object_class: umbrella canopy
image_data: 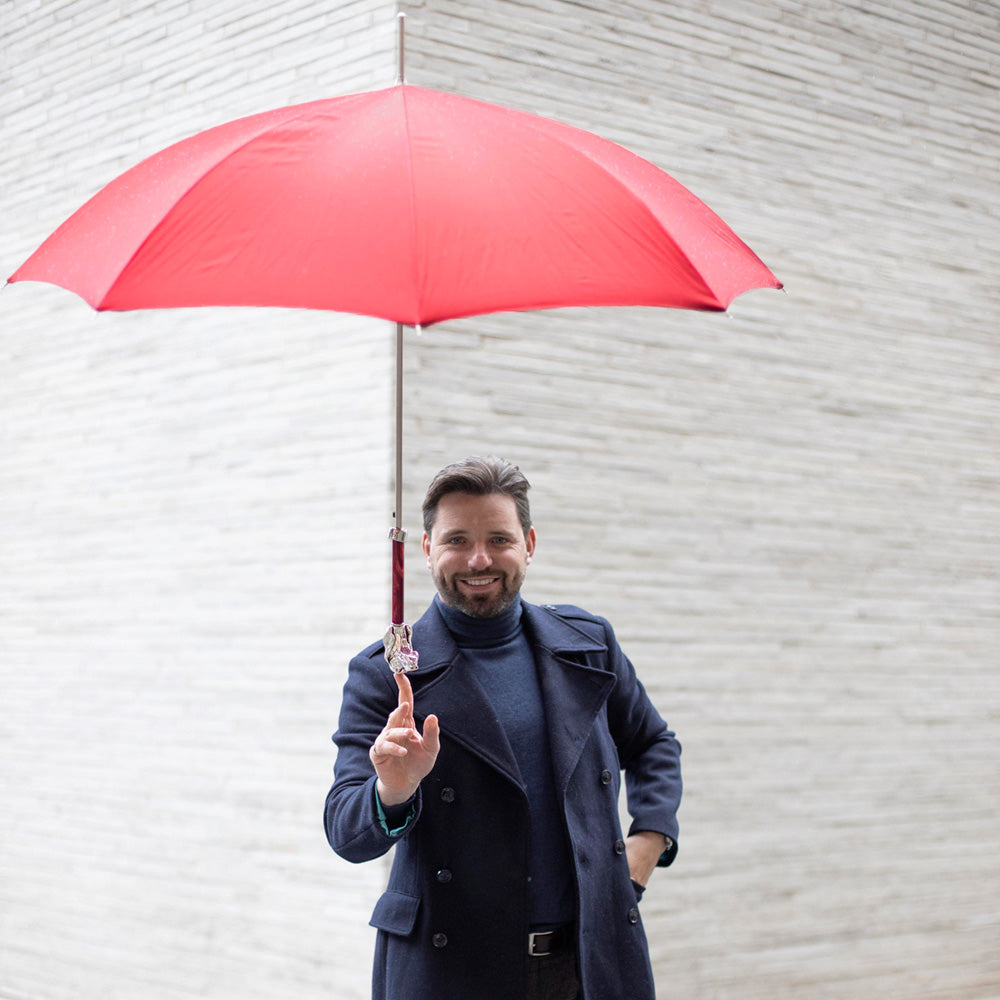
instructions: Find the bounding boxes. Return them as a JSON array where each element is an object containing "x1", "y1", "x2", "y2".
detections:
[
  {"x1": 9, "y1": 78, "x2": 781, "y2": 671},
  {"x1": 9, "y1": 84, "x2": 780, "y2": 325}
]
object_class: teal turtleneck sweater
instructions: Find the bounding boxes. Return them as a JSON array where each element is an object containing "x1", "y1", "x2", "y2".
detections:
[{"x1": 434, "y1": 595, "x2": 575, "y2": 928}]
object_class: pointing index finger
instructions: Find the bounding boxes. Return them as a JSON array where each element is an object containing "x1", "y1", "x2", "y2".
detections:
[{"x1": 394, "y1": 670, "x2": 414, "y2": 720}]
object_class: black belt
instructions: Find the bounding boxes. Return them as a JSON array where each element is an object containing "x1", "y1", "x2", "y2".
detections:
[{"x1": 528, "y1": 925, "x2": 573, "y2": 957}]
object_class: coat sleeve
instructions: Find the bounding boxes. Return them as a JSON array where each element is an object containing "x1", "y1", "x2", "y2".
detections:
[
  {"x1": 324, "y1": 647, "x2": 423, "y2": 863},
  {"x1": 600, "y1": 617, "x2": 683, "y2": 866}
]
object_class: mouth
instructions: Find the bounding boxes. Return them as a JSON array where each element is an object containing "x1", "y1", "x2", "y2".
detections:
[{"x1": 459, "y1": 576, "x2": 500, "y2": 589}]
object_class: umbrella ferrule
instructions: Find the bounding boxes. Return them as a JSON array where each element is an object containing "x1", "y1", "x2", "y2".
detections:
[{"x1": 383, "y1": 622, "x2": 419, "y2": 673}]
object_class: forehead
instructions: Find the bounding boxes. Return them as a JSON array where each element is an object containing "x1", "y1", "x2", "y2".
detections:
[{"x1": 431, "y1": 492, "x2": 522, "y2": 534}]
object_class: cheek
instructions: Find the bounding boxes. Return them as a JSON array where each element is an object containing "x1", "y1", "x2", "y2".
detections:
[{"x1": 430, "y1": 550, "x2": 458, "y2": 573}]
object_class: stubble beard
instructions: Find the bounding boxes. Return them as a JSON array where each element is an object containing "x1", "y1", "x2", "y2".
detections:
[{"x1": 434, "y1": 569, "x2": 525, "y2": 619}]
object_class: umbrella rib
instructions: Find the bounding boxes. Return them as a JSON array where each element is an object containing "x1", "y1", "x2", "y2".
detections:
[{"x1": 503, "y1": 110, "x2": 731, "y2": 309}]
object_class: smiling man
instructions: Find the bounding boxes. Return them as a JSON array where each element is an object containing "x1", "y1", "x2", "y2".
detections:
[
  {"x1": 423, "y1": 485, "x2": 535, "y2": 618},
  {"x1": 324, "y1": 456, "x2": 682, "y2": 1000}
]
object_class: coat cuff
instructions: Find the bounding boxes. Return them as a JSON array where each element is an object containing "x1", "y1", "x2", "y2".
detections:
[
  {"x1": 630, "y1": 825, "x2": 679, "y2": 867},
  {"x1": 374, "y1": 784, "x2": 419, "y2": 837},
  {"x1": 658, "y1": 835, "x2": 678, "y2": 868}
]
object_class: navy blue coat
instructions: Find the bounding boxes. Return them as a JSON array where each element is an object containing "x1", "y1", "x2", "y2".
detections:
[{"x1": 325, "y1": 600, "x2": 682, "y2": 1000}]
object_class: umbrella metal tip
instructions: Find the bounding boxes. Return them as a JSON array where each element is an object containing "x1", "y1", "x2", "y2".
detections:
[{"x1": 395, "y1": 10, "x2": 407, "y2": 83}]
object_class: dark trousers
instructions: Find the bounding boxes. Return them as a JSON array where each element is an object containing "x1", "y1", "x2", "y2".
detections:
[{"x1": 526, "y1": 949, "x2": 580, "y2": 1000}]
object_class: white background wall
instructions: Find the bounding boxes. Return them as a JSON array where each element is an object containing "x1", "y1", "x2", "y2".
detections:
[
  {"x1": 3, "y1": 3, "x2": 398, "y2": 998},
  {"x1": 2, "y1": 2, "x2": 998, "y2": 998}
]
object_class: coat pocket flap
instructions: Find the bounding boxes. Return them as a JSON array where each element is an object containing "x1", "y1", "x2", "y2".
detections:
[{"x1": 369, "y1": 889, "x2": 421, "y2": 936}]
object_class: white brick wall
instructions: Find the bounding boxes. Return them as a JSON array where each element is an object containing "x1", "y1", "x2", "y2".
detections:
[
  {"x1": 3, "y1": 4, "x2": 398, "y2": 999},
  {"x1": 2, "y1": 2, "x2": 998, "y2": 999}
]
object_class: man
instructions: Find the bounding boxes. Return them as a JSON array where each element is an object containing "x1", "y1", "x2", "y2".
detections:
[{"x1": 325, "y1": 456, "x2": 682, "y2": 1000}]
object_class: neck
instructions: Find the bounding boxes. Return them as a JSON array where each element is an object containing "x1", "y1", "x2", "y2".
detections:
[{"x1": 434, "y1": 593, "x2": 523, "y2": 647}]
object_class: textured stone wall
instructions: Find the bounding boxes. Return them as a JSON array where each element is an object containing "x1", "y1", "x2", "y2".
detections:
[
  {"x1": 2, "y1": 3, "x2": 398, "y2": 999},
  {"x1": 400, "y1": 3, "x2": 1000, "y2": 997},
  {"x1": 2, "y1": 2, "x2": 998, "y2": 999}
]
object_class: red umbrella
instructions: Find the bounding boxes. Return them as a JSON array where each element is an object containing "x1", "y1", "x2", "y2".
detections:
[
  {"x1": 9, "y1": 32, "x2": 781, "y2": 670},
  {"x1": 10, "y1": 83, "x2": 778, "y2": 320}
]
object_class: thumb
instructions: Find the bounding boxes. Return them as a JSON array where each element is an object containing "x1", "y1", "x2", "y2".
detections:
[{"x1": 422, "y1": 714, "x2": 441, "y2": 756}]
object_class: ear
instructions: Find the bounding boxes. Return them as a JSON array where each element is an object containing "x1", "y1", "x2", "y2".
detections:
[
  {"x1": 525, "y1": 526, "x2": 537, "y2": 563},
  {"x1": 422, "y1": 532, "x2": 432, "y2": 566}
]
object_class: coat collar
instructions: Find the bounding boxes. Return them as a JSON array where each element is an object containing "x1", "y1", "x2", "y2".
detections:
[
  {"x1": 410, "y1": 598, "x2": 608, "y2": 664},
  {"x1": 407, "y1": 600, "x2": 617, "y2": 794}
]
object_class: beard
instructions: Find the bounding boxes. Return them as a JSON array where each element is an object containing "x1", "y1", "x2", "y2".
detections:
[{"x1": 432, "y1": 567, "x2": 526, "y2": 619}]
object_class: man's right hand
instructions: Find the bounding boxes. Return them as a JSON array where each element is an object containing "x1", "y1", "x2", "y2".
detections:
[{"x1": 370, "y1": 671, "x2": 440, "y2": 806}]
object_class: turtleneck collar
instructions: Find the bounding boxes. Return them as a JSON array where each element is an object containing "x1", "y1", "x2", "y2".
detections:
[{"x1": 434, "y1": 593, "x2": 524, "y2": 648}]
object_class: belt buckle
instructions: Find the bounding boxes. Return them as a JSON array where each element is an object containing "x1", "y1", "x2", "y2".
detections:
[{"x1": 528, "y1": 930, "x2": 554, "y2": 957}]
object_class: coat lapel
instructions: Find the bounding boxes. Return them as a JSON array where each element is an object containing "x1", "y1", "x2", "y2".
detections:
[
  {"x1": 522, "y1": 603, "x2": 618, "y2": 796},
  {"x1": 406, "y1": 600, "x2": 617, "y2": 796},
  {"x1": 408, "y1": 602, "x2": 521, "y2": 787}
]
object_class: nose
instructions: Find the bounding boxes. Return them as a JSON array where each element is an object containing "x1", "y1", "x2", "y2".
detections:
[{"x1": 468, "y1": 544, "x2": 492, "y2": 570}]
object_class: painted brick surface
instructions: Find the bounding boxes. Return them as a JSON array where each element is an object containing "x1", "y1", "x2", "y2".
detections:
[
  {"x1": 2, "y1": 4, "x2": 398, "y2": 1000},
  {"x1": 2, "y1": 2, "x2": 998, "y2": 999}
]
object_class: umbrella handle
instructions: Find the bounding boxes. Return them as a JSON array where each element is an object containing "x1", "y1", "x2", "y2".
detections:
[
  {"x1": 385, "y1": 534, "x2": 418, "y2": 673},
  {"x1": 391, "y1": 532, "x2": 405, "y2": 624},
  {"x1": 383, "y1": 620, "x2": 418, "y2": 674}
]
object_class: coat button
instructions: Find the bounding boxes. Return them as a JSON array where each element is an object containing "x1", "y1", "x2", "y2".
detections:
[
  {"x1": 628, "y1": 908, "x2": 640, "y2": 924},
  {"x1": 614, "y1": 839, "x2": 626, "y2": 855},
  {"x1": 436, "y1": 868, "x2": 453, "y2": 883},
  {"x1": 432, "y1": 932, "x2": 448, "y2": 948},
  {"x1": 440, "y1": 787, "x2": 456, "y2": 803},
  {"x1": 600, "y1": 769, "x2": 613, "y2": 786}
]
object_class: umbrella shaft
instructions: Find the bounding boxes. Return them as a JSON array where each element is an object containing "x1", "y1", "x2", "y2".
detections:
[
  {"x1": 395, "y1": 322, "x2": 404, "y2": 537},
  {"x1": 392, "y1": 321, "x2": 405, "y2": 625}
]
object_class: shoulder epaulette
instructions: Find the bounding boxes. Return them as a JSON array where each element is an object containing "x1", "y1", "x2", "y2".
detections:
[{"x1": 538, "y1": 603, "x2": 600, "y2": 622}]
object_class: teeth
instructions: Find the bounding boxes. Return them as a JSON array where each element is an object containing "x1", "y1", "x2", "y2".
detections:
[{"x1": 463, "y1": 577, "x2": 498, "y2": 587}]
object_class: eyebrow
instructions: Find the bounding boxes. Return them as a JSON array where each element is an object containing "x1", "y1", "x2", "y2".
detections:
[{"x1": 437, "y1": 527, "x2": 517, "y2": 539}]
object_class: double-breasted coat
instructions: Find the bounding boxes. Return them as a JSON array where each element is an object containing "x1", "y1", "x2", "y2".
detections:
[{"x1": 324, "y1": 599, "x2": 682, "y2": 1000}]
